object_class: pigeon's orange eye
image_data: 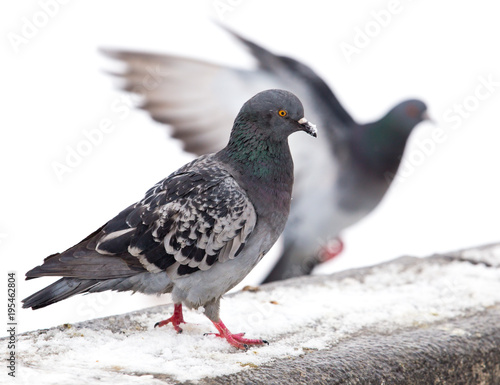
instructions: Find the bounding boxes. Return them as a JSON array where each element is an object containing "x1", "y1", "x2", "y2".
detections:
[{"x1": 278, "y1": 110, "x2": 288, "y2": 117}]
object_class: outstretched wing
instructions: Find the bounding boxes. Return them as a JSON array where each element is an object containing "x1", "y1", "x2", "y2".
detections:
[
  {"x1": 26, "y1": 155, "x2": 257, "y2": 281},
  {"x1": 101, "y1": 48, "x2": 267, "y2": 155},
  {"x1": 100, "y1": 28, "x2": 355, "y2": 156}
]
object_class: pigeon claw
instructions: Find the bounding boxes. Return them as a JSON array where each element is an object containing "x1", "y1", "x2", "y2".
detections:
[
  {"x1": 155, "y1": 303, "x2": 185, "y2": 333},
  {"x1": 210, "y1": 319, "x2": 268, "y2": 350}
]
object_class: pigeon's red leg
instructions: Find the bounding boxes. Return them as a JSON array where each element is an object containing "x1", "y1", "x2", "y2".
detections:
[
  {"x1": 210, "y1": 319, "x2": 268, "y2": 350},
  {"x1": 154, "y1": 303, "x2": 186, "y2": 333},
  {"x1": 319, "y1": 237, "x2": 344, "y2": 263}
]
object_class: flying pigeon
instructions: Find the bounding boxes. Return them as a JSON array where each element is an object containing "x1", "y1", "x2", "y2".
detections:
[
  {"x1": 101, "y1": 28, "x2": 429, "y2": 283},
  {"x1": 22, "y1": 89, "x2": 317, "y2": 350}
]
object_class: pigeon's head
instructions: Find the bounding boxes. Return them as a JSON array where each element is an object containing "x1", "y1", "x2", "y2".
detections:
[
  {"x1": 388, "y1": 99, "x2": 429, "y2": 133},
  {"x1": 234, "y1": 89, "x2": 317, "y2": 140}
]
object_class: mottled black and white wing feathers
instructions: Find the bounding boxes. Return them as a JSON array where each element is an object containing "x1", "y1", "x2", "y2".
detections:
[{"x1": 120, "y1": 155, "x2": 257, "y2": 277}]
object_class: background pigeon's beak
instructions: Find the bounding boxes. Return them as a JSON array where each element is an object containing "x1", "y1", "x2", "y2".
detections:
[
  {"x1": 298, "y1": 117, "x2": 317, "y2": 137},
  {"x1": 421, "y1": 110, "x2": 434, "y2": 123}
]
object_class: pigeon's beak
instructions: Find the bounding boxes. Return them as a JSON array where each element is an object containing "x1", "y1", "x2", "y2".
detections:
[
  {"x1": 298, "y1": 117, "x2": 317, "y2": 137},
  {"x1": 421, "y1": 110, "x2": 434, "y2": 123}
]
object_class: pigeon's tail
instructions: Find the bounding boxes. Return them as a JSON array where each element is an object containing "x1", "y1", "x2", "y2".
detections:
[
  {"x1": 23, "y1": 273, "x2": 174, "y2": 310},
  {"x1": 22, "y1": 278, "x2": 99, "y2": 310}
]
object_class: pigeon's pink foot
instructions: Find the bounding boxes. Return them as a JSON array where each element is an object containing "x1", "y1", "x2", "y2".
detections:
[
  {"x1": 210, "y1": 319, "x2": 268, "y2": 350},
  {"x1": 155, "y1": 303, "x2": 186, "y2": 333},
  {"x1": 319, "y1": 237, "x2": 344, "y2": 263}
]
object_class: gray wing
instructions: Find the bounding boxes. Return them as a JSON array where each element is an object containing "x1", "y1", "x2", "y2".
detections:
[
  {"x1": 26, "y1": 155, "x2": 257, "y2": 281},
  {"x1": 100, "y1": 29, "x2": 355, "y2": 156},
  {"x1": 101, "y1": 48, "x2": 272, "y2": 155}
]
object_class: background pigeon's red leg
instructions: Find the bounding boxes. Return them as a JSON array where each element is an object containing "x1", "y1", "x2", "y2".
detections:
[
  {"x1": 211, "y1": 319, "x2": 268, "y2": 350},
  {"x1": 155, "y1": 303, "x2": 186, "y2": 332},
  {"x1": 319, "y1": 237, "x2": 344, "y2": 263}
]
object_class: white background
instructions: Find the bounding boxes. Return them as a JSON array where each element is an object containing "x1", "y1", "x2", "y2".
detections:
[{"x1": 1, "y1": 0, "x2": 499, "y2": 335}]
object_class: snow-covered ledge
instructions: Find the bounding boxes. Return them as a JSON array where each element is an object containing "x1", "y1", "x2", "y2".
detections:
[{"x1": 8, "y1": 243, "x2": 500, "y2": 384}]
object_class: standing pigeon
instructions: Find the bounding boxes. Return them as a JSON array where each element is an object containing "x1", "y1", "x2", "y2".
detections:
[
  {"x1": 101, "y1": 28, "x2": 429, "y2": 283},
  {"x1": 22, "y1": 89, "x2": 317, "y2": 350}
]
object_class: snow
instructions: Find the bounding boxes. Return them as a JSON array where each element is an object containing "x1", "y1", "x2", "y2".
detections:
[
  {"x1": 11, "y1": 250, "x2": 500, "y2": 384},
  {"x1": 457, "y1": 243, "x2": 500, "y2": 266}
]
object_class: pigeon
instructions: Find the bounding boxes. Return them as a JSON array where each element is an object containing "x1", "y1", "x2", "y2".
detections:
[
  {"x1": 22, "y1": 89, "x2": 317, "y2": 350},
  {"x1": 101, "y1": 28, "x2": 429, "y2": 283}
]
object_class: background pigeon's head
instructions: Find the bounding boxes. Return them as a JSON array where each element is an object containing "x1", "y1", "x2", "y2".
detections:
[
  {"x1": 387, "y1": 99, "x2": 429, "y2": 133},
  {"x1": 233, "y1": 89, "x2": 317, "y2": 141}
]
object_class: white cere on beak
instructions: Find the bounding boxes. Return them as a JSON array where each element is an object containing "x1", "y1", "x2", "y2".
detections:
[{"x1": 298, "y1": 117, "x2": 318, "y2": 137}]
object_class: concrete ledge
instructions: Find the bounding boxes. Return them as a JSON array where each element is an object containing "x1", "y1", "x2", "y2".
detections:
[
  {"x1": 6, "y1": 243, "x2": 500, "y2": 384},
  {"x1": 202, "y1": 308, "x2": 500, "y2": 384}
]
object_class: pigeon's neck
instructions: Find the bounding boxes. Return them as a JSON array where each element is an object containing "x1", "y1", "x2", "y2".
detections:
[
  {"x1": 353, "y1": 117, "x2": 412, "y2": 178},
  {"x1": 217, "y1": 121, "x2": 294, "y2": 207}
]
